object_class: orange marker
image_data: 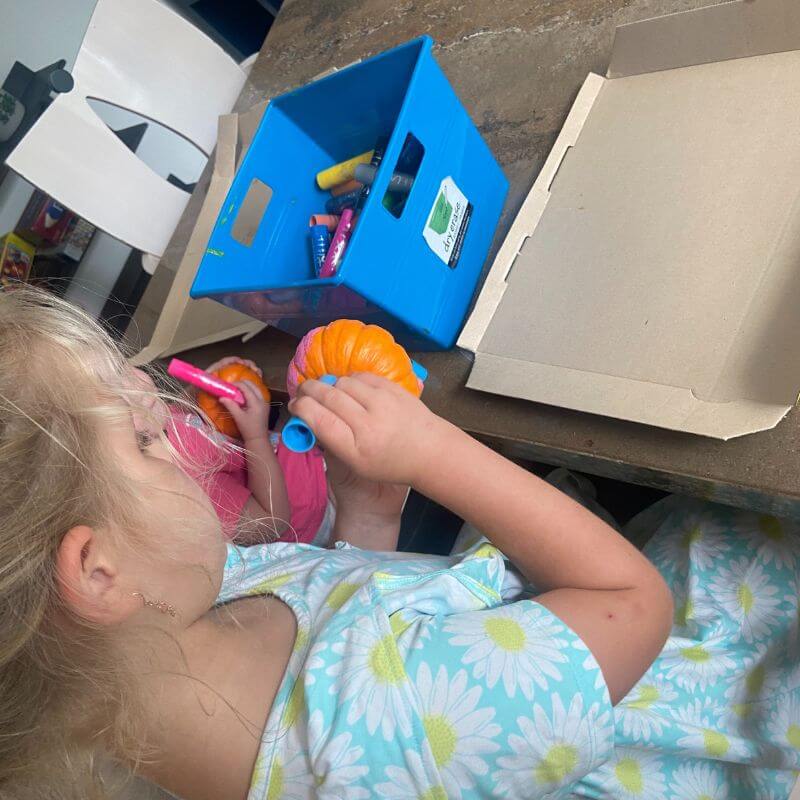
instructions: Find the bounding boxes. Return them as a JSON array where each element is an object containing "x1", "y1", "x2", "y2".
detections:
[{"x1": 309, "y1": 214, "x2": 340, "y2": 232}]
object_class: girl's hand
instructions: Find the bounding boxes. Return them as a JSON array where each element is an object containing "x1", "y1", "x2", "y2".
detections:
[
  {"x1": 288, "y1": 373, "x2": 447, "y2": 486},
  {"x1": 219, "y1": 381, "x2": 270, "y2": 442},
  {"x1": 326, "y1": 454, "x2": 408, "y2": 519},
  {"x1": 326, "y1": 453, "x2": 408, "y2": 551},
  {"x1": 204, "y1": 356, "x2": 262, "y2": 378}
]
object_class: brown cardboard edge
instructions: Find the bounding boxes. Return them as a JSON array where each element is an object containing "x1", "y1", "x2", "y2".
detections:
[
  {"x1": 468, "y1": 352, "x2": 791, "y2": 441},
  {"x1": 457, "y1": 73, "x2": 605, "y2": 353},
  {"x1": 608, "y1": 0, "x2": 800, "y2": 78},
  {"x1": 128, "y1": 113, "x2": 262, "y2": 367}
]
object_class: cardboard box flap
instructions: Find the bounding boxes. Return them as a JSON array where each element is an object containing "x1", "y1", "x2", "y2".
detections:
[
  {"x1": 609, "y1": 0, "x2": 800, "y2": 79},
  {"x1": 129, "y1": 113, "x2": 266, "y2": 366},
  {"x1": 460, "y1": 11, "x2": 800, "y2": 440}
]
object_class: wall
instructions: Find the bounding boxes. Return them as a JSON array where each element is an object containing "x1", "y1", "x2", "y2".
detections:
[{"x1": 0, "y1": 0, "x2": 96, "y2": 85}]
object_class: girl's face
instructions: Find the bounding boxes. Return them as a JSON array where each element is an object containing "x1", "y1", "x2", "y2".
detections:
[{"x1": 107, "y1": 370, "x2": 227, "y2": 626}]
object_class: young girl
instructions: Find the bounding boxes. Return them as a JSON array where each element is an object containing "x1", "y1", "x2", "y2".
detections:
[
  {"x1": 2, "y1": 288, "x2": 800, "y2": 800},
  {"x1": 136, "y1": 359, "x2": 332, "y2": 546}
]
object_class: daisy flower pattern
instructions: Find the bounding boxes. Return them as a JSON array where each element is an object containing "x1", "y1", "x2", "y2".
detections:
[
  {"x1": 658, "y1": 634, "x2": 738, "y2": 691},
  {"x1": 673, "y1": 698, "x2": 738, "y2": 758},
  {"x1": 600, "y1": 748, "x2": 667, "y2": 800},
  {"x1": 414, "y1": 663, "x2": 500, "y2": 797},
  {"x1": 752, "y1": 515, "x2": 800, "y2": 571},
  {"x1": 617, "y1": 681, "x2": 678, "y2": 744},
  {"x1": 683, "y1": 519, "x2": 732, "y2": 572},
  {"x1": 493, "y1": 694, "x2": 608, "y2": 796},
  {"x1": 667, "y1": 761, "x2": 729, "y2": 799},
  {"x1": 263, "y1": 749, "x2": 316, "y2": 800},
  {"x1": 211, "y1": 498, "x2": 800, "y2": 800},
  {"x1": 766, "y1": 694, "x2": 800, "y2": 763},
  {"x1": 307, "y1": 710, "x2": 370, "y2": 798},
  {"x1": 444, "y1": 603, "x2": 569, "y2": 700},
  {"x1": 326, "y1": 615, "x2": 413, "y2": 741},
  {"x1": 707, "y1": 558, "x2": 783, "y2": 643},
  {"x1": 374, "y1": 749, "x2": 447, "y2": 800}
]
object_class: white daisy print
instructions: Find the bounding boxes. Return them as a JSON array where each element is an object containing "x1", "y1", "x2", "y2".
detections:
[
  {"x1": 414, "y1": 663, "x2": 500, "y2": 798},
  {"x1": 601, "y1": 748, "x2": 667, "y2": 800},
  {"x1": 676, "y1": 514, "x2": 730, "y2": 570},
  {"x1": 721, "y1": 648, "x2": 783, "y2": 724},
  {"x1": 581, "y1": 648, "x2": 608, "y2": 693},
  {"x1": 707, "y1": 558, "x2": 783, "y2": 643},
  {"x1": 263, "y1": 748, "x2": 316, "y2": 800},
  {"x1": 767, "y1": 694, "x2": 800, "y2": 759},
  {"x1": 493, "y1": 694, "x2": 608, "y2": 796},
  {"x1": 668, "y1": 761, "x2": 729, "y2": 799},
  {"x1": 659, "y1": 634, "x2": 737, "y2": 691},
  {"x1": 673, "y1": 698, "x2": 748, "y2": 760},
  {"x1": 326, "y1": 616, "x2": 413, "y2": 740},
  {"x1": 671, "y1": 572, "x2": 716, "y2": 633},
  {"x1": 617, "y1": 682, "x2": 678, "y2": 744},
  {"x1": 374, "y1": 749, "x2": 447, "y2": 800},
  {"x1": 303, "y1": 638, "x2": 328, "y2": 686},
  {"x1": 444, "y1": 604, "x2": 568, "y2": 699},
  {"x1": 752, "y1": 515, "x2": 799, "y2": 571},
  {"x1": 307, "y1": 709, "x2": 369, "y2": 799}
]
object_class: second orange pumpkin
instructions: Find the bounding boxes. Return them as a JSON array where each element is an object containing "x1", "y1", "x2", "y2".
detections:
[{"x1": 197, "y1": 363, "x2": 271, "y2": 439}]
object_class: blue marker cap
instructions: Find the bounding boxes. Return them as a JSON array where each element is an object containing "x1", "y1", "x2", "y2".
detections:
[
  {"x1": 411, "y1": 360, "x2": 428, "y2": 382},
  {"x1": 282, "y1": 375, "x2": 338, "y2": 453},
  {"x1": 282, "y1": 417, "x2": 316, "y2": 453}
]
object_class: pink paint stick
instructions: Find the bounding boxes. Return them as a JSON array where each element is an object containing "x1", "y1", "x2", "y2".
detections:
[
  {"x1": 319, "y1": 208, "x2": 354, "y2": 278},
  {"x1": 167, "y1": 358, "x2": 245, "y2": 405}
]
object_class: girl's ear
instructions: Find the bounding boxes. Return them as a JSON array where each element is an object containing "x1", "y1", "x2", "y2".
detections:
[{"x1": 56, "y1": 525, "x2": 134, "y2": 624}]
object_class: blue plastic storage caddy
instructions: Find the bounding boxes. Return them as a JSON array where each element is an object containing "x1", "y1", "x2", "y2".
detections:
[{"x1": 190, "y1": 36, "x2": 508, "y2": 350}]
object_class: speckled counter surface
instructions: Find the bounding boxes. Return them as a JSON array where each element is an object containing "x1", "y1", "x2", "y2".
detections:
[{"x1": 171, "y1": 0, "x2": 800, "y2": 519}]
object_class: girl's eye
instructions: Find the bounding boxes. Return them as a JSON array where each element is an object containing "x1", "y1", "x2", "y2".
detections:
[{"x1": 136, "y1": 430, "x2": 154, "y2": 451}]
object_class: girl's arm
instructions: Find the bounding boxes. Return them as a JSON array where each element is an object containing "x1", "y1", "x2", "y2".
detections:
[
  {"x1": 289, "y1": 374, "x2": 673, "y2": 703},
  {"x1": 220, "y1": 382, "x2": 291, "y2": 540}
]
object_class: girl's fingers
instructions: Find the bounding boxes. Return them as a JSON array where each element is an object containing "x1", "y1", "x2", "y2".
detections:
[
  {"x1": 349, "y1": 371, "x2": 405, "y2": 395},
  {"x1": 334, "y1": 375, "x2": 379, "y2": 410},
  {"x1": 234, "y1": 380, "x2": 263, "y2": 408},
  {"x1": 295, "y1": 379, "x2": 366, "y2": 428},
  {"x1": 288, "y1": 395, "x2": 356, "y2": 458},
  {"x1": 219, "y1": 396, "x2": 244, "y2": 420},
  {"x1": 241, "y1": 359, "x2": 262, "y2": 376}
]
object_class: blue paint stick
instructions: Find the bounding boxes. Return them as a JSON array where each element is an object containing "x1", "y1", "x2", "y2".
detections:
[
  {"x1": 309, "y1": 224, "x2": 330, "y2": 276},
  {"x1": 283, "y1": 375, "x2": 337, "y2": 453}
]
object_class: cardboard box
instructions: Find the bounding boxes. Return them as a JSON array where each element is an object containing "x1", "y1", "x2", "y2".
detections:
[
  {"x1": 126, "y1": 59, "x2": 359, "y2": 365},
  {"x1": 459, "y1": 0, "x2": 800, "y2": 440},
  {"x1": 128, "y1": 109, "x2": 268, "y2": 366}
]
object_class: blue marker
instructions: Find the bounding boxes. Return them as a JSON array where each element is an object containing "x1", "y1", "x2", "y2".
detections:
[
  {"x1": 282, "y1": 375, "x2": 337, "y2": 453},
  {"x1": 309, "y1": 224, "x2": 330, "y2": 276}
]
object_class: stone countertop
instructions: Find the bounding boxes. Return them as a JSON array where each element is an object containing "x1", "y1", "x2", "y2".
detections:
[{"x1": 175, "y1": 0, "x2": 800, "y2": 518}]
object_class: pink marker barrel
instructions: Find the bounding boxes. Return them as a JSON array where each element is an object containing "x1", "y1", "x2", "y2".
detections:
[
  {"x1": 319, "y1": 208, "x2": 354, "y2": 278},
  {"x1": 167, "y1": 358, "x2": 245, "y2": 405}
]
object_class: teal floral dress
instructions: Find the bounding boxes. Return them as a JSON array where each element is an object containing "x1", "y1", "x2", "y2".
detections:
[{"x1": 217, "y1": 497, "x2": 800, "y2": 799}]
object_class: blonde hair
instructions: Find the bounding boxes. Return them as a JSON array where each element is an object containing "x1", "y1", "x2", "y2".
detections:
[{"x1": 0, "y1": 288, "x2": 187, "y2": 798}]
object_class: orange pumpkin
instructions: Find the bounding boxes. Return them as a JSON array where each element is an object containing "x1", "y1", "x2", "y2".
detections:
[
  {"x1": 197, "y1": 363, "x2": 271, "y2": 439},
  {"x1": 287, "y1": 319, "x2": 422, "y2": 398}
]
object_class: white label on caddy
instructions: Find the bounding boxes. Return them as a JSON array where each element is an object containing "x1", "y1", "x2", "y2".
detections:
[{"x1": 423, "y1": 176, "x2": 472, "y2": 268}]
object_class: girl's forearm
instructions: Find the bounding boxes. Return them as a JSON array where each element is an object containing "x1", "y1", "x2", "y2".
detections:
[
  {"x1": 414, "y1": 422, "x2": 662, "y2": 593},
  {"x1": 331, "y1": 508, "x2": 401, "y2": 551},
  {"x1": 243, "y1": 436, "x2": 291, "y2": 527}
]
